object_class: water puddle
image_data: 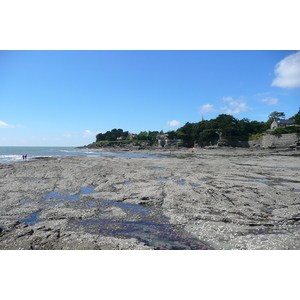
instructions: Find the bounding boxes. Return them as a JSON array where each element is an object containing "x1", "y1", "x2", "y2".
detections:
[
  {"x1": 152, "y1": 168, "x2": 166, "y2": 171},
  {"x1": 242, "y1": 177, "x2": 300, "y2": 187},
  {"x1": 19, "y1": 211, "x2": 42, "y2": 226},
  {"x1": 40, "y1": 187, "x2": 97, "y2": 207},
  {"x1": 25, "y1": 179, "x2": 48, "y2": 182},
  {"x1": 156, "y1": 178, "x2": 169, "y2": 182},
  {"x1": 42, "y1": 191, "x2": 80, "y2": 201},
  {"x1": 18, "y1": 186, "x2": 211, "y2": 249},
  {"x1": 68, "y1": 199, "x2": 210, "y2": 250},
  {"x1": 20, "y1": 200, "x2": 34, "y2": 204},
  {"x1": 190, "y1": 183, "x2": 199, "y2": 187},
  {"x1": 80, "y1": 187, "x2": 97, "y2": 194},
  {"x1": 177, "y1": 181, "x2": 186, "y2": 185}
]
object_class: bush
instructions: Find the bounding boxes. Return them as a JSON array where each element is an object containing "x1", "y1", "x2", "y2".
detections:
[
  {"x1": 272, "y1": 126, "x2": 300, "y2": 135},
  {"x1": 249, "y1": 133, "x2": 264, "y2": 141}
]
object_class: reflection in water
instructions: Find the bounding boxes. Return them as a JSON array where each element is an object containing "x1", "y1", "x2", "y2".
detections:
[
  {"x1": 19, "y1": 186, "x2": 211, "y2": 249},
  {"x1": 68, "y1": 198, "x2": 210, "y2": 250}
]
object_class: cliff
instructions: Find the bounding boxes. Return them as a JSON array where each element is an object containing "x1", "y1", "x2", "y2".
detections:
[{"x1": 248, "y1": 133, "x2": 300, "y2": 149}]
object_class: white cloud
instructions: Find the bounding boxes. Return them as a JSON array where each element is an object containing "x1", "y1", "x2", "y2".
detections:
[
  {"x1": 165, "y1": 120, "x2": 181, "y2": 128},
  {"x1": 0, "y1": 120, "x2": 9, "y2": 128},
  {"x1": 199, "y1": 104, "x2": 216, "y2": 114},
  {"x1": 63, "y1": 133, "x2": 75, "y2": 138},
  {"x1": 221, "y1": 96, "x2": 253, "y2": 115},
  {"x1": 63, "y1": 130, "x2": 95, "y2": 139},
  {"x1": 83, "y1": 130, "x2": 95, "y2": 138},
  {"x1": 260, "y1": 96, "x2": 279, "y2": 105},
  {"x1": 0, "y1": 120, "x2": 23, "y2": 128},
  {"x1": 271, "y1": 51, "x2": 300, "y2": 88},
  {"x1": 222, "y1": 97, "x2": 233, "y2": 102}
]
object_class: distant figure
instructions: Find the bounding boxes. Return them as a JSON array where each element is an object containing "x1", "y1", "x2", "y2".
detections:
[
  {"x1": 25, "y1": 154, "x2": 27, "y2": 161},
  {"x1": 22, "y1": 155, "x2": 25, "y2": 161}
]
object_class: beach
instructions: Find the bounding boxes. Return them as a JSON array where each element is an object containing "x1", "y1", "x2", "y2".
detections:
[{"x1": 0, "y1": 147, "x2": 300, "y2": 250}]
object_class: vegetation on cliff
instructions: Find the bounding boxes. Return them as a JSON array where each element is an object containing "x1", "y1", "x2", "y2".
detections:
[{"x1": 89, "y1": 109, "x2": 300, "y2": 148}]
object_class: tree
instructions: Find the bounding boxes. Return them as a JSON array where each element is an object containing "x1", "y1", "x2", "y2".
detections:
[
  {"x1": 148, "y1": 131, "x2": 159, "y2": 141},
  {"x1": 198, "y1": 129, "x2": 219, "y2": 146},
  {"x1": 268, "y1": 111, "x2": 286, "y2": 120},
  {"x1": 136, "y1": 131, "x2": 148, "y2": 140},
  {"x1": 249, "y1": 121, "x2": 265, "y2": 134},
  {"x1": 215, "y1": 114, "x2": 238, "y2": 137},
  {"x1": 96, "y1": 133, "x2": 105, "y2": 142},
  {"x1": 237, "y1": 118, "x2": 251, "y2": 136},
  {"x1": 166, "y1": 130, "x2": 177, "y2": 139},
  {"x1": 264, "y1": 111, "x2": 286, "y2": 131},
  {"x1": 291, "y1": 107, "x2": 300, "y2": 125},
  {"x1": 122, "y1": 131, "x2": 129, "y2": 139}
]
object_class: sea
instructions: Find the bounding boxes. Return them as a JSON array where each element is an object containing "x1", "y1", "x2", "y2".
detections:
[{"x1": 0, "y1": 146, "x2": 164, "y2": 164}]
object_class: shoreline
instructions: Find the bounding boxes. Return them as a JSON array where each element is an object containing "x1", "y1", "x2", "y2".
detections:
[{"x1": 1, "y1": 147, "x2": 300, "y2": 249}]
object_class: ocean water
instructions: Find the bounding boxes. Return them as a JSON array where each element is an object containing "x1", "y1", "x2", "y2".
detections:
[{"x1": 0, "y1": 146, "x2": 164, "y2": 163}]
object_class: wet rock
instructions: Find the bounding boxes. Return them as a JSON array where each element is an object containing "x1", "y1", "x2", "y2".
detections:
[{"x1": 1, "y1": 148, "x2": 300, "y2": 249}]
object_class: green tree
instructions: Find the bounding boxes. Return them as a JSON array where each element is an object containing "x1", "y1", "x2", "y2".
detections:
[
  {"x1": 215, "y1": 114, "x2": 238, "y2": 137},
  {"x1": 236, "y1": 118, "x2": 251, "y2": 136},
  {"x1": 148, "y1": 131, "x2": 159, "y2": 141},
  {"x1": 291, "y1": 108, "x2": 300, "y2": 125},
  {"x1": 166, "y1": 130, "x2": 177, "y2": 139},
  {"x1": 264, "y1": 111, "x2": 286, "y2": 130},
  {"x1": 198, "y1": 129, "x2": 219, "y2": 146},
  {"x1": 179, "y1": 122, "x2": 194, "y2": 147},
  {"x1": 269, "y1": 111, "x2": 286, "y2": 119},
  {"x1": 96, "y1": 133, "x2": 105, "y2": 142},
  {"x1": 136, "y1": 131, "x2": 148, "y2": 140},
  {"x1": 249, "y1": 121, "x2": 265, "y2": 134}
]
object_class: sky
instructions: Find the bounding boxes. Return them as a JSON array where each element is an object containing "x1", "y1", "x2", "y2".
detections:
[
  {"x1": 0, "y1": 50, "x2": 299, "y2": 146},
  {"x1": 1, "y1": 2, "x2": 300, "y2": 295}
]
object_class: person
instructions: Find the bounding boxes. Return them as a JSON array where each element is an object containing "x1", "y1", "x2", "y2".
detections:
[
  {"x1": 25, "y1": 154, "x2": 27, "y2": 161},
  {"x1": 22, "y1": 155, "x2": 24, "y2": 161}
]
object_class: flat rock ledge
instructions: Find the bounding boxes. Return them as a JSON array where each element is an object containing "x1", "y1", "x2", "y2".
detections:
[{"x1": 1, "y1": 148, "x2": 300, "y2": 250}]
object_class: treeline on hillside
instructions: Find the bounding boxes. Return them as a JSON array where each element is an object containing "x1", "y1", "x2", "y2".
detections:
[
  {"x1": 96, "y1": 129, "x2": 130, "y2": 141},
  {"x1": 94, "y1": 109, "x2": 300, "y2": 147},
  {"x1": 168, "y1": 109, "x2": 300, "y2": 147},
  {"x1": 167, "y1": 114, "x2": 266, "y2": 147},
  {"x1": 96, "y1": 128, "x2": 163, "y2": 144}
]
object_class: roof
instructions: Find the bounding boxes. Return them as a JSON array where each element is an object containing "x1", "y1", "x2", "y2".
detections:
[{"x1": 274, "y1": 118, "x2": 294, "y2": 125}]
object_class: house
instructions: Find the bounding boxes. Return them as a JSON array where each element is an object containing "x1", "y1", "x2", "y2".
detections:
[
  {"x1": 271, "y1": 118, "x2": 294, "y2": 130},
  {"x1": 128, "y1": 133, "x2": 137, "y2": 140},
  {"x1": 157, "y1": 134, "x2": 169, "y2": 140}
]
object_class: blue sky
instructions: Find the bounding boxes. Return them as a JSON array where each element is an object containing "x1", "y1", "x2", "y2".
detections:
[{"x1": 1, "y1": 50, "x2": 300, "y2": 146}]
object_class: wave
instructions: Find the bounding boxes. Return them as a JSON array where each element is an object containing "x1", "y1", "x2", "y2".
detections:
[
  {"x1": 1, "y1": 155, "x2": 22, "y2": 159},
  {"x1": 59, "y1": 150, "x2": 76, "y2": 153},
  {"x1": 0, "y1": 147, "x2": 166, "y2": 163},
  {"x1": 0, "y1": 155, "x2": 23, "y2": 163}
]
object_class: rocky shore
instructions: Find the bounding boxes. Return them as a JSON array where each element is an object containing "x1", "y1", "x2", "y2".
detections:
[{"x1": 1, "y1": 147, "x2": 300, "y2": 250}]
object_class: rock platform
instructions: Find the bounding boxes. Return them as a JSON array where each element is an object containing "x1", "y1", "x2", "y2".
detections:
[{"x1": 1, "y1": 148, "x2": 299, "y2": 249}]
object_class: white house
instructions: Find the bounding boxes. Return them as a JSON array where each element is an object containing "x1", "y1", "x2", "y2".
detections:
[{"x1": 271, "y1": 118, "x2": 294, "y2": 130}]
